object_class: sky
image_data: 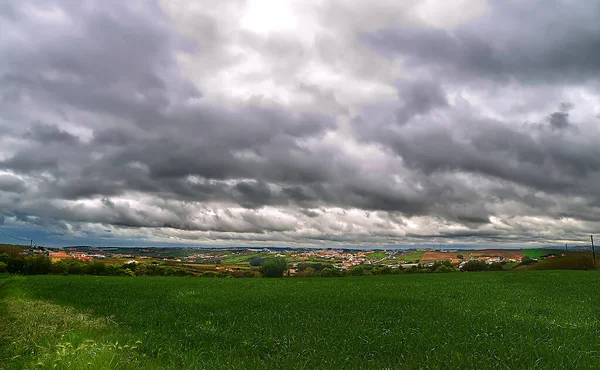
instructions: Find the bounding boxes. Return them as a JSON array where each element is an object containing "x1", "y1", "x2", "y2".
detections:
[{"x1": 1, "y1": 0, "x2": 599, "y2": 248}]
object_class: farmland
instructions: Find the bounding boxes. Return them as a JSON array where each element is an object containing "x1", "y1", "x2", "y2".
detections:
[
  {"x1": 522, "y1": 249, "x2": 561, "y2": 259},
  {"x1": 3, "y1": 272, "x2": 600, "y2": 369}
]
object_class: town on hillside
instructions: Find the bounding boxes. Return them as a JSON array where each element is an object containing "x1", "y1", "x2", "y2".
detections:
[{"x1": 9, "y1": 244, "x2": 568, "y2": 276}]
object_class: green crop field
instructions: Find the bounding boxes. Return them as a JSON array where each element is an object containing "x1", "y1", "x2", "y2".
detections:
[
  {"x1": 398, "y1": 250, "x2": 425, "y2": 261},
  {"x1": 522, "y1": 249, "x2": 560, "y2": 259},
  {"x1": 2, "y1": 272, "x2": 600, "y2": 369},
  {"x1": 221, "y1": 253, "x2": 263, "y2": 264},
  {"x1": 366, "y1": 251, "x2": 387, "y2": 260}
]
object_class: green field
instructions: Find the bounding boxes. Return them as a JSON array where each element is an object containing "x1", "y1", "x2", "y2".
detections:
[
  {"x1": 2, "y1": 272, "x2": 600, "y2": 369},
  {"x1": 398, "y1": 250, "x2": 425, "y2": 262},
  {"x1": 221, "y1": 253, "x2": 263, "y2": 265},
  {"x1": 522, "y1": 249, "x2": 560, "y2": 259},
  {"x1": 366, "y1": 251, "x2": 387, "y2": 260}
]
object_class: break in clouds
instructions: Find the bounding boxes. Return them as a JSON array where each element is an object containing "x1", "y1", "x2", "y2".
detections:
[{"x1": 1, "y1": 0, "x2": 600, "y2": 246}]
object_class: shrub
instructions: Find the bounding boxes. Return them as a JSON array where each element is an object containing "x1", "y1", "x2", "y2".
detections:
[
  {"x1": 261, "y1": 258, "x2": 288, "y2": 278},
  {"x1": 105, "y1": 264, "x2": 125, "y2": 276},
  {"x1": 372, "y1": 266, "x2": 393, "y2": 275},
  {"x1": 0, "y1": 261, "x2": 7, "y2": 273},
  {"x1": 249, "y1": 257, "x2": 266, "y2": 266},
  {"x1": 403, "y1": 266, "x2": 419, "y2": 274},
  {"x1": 392, "y1": 267, "x2": 404, "y2": 274},
  {"x1": 89, "y1": 262, "x2": 107, "y2": 275},
  {"x1": 320, "y1": 267, "x2": 340, "y2": 277},
  {"x1": 7, "y1": 258, "x2": 25, "y2": 274},
  {"x1": 348, "y1": 266, "x2": 364, "y2": 276},
  {"x1": 489, "y1": 262, "x2": 503, "y2": 271},
  {"x1": 521, "y1": 256, "x2": 536, "y2": 265},
  {"x1": 461, "y1": 260, "x2": 489, "y2": 272},
  {"x1": 123, "y1": 261, "x2": 137, "y2": 271},
  {"x1": 434, "y1": 265, "x2": 455, "y2": 273},
  {"x1": 51, "y1": 261, "x2": 69, "y2": 274},
  {"x1": 67, "y1": 262, "x2": 87, "y2": 275},
  {"x1": 172, "y1": 269, "x2": 191, "y2": 277},
  {"x1": 24, "y1": 255, "x2": 52, "y2": 274},
  {"x1": 295, "y1": 267, "x2": 317, "y2": 277},
  {"x1": 297, "y1": 263, "x2": 334, "y2": 273}
]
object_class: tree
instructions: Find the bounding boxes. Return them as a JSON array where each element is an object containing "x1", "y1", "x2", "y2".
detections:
[
  {"x1": 434, "y1": 265, "x2": 455, "y2": 273},
  {"x1": 89, "y1": 262, "x2": 107, "y2": 275},
  {"x1": 457, "y1": 254, "x2": 464, "y2": 259},
  {"x1": 51, "y1": 261, "x2": 68, "y2": 275},
  {"x1": 521, "y1": 256, "x2": 535, "y2": 265},
  {"x1": 67, "y1": 261, "x2": 86, "y2": 275},
  {"x1": 295, "y1": 267, "x2": 316, "y2": 277},
  {"x1": 249, "y1": 256, "x2": 266, "y2": 266},
  {"x1": 348, "y1": 266, "x2": 364, "y2": 276},
  {"x1": 320, "y1": 267, "x2": 340, "y2": 277},
  {"x1": 24, "y1": 255, "x2": 51, "y2": 274},
  {"x1": 123, "y1": 261, "x2": 137, "y2": 271},
  {"x1": 105, "y1": 264, "x2": 124, "y2": 276},
  {"x1": 461, "y1": 260, "x2": 488, "y2": 272},
  {"x1": 372, "y1": 266, "x2": 392, "y2": 275},
  {"x1": 7, "y1": 258, "x2": 25, "y2": 274},
  {"x1": 489, "y1": 262, "x2": 503, "y2": 271},
  {"x1": 261, "y1": 258, "x2": 287, "y2": 278},
  {"x1": 431, "y1": 260, "x2": 453, "y2": 271},
  {"x1": 0, "y1": 262, "x2": 7, "y2": 273}
]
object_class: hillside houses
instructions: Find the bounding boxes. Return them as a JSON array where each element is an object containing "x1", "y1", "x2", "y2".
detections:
[{"x1": 48, "y1": 251, "x2": 98, "y2": 262}]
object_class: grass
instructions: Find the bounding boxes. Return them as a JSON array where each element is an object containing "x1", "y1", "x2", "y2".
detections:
[
  {"x1": 522, "y1": 249, "x2": 560, "y2": 259},
  {"x1": 398, "y1": 250, "x2": 425, "y2": 261},
  {"x1": 531, "y1": 253, "x2": 597, "y2": 270},
  {"x1": 366, "y1": 251, "x2": 387, "y2": 260},
  {"x1": 3, "y1": 272, "x2": 600, "y2": 369},
  {"x1": 221, "y1": 253, "x2": 263, "y2": 265}
]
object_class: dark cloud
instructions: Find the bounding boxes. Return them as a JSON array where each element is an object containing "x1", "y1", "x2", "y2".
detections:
[
  {"x1": 366, "y1": 1, "x2": 600, "y2": 85},
  {"x1": 0, "y1": 174, "x2": 26, "y2": 193},
  {"x1": 548, "y1": 111, "x2": 570, "y2": 130},
  {"x1": 24, "y1": 123, "x2": 80, "y2": 144},
  {"x1": 0, "y1": 0, "x2": 599, "y2": 246},
  {"x1": 395, "y1": 80, "x2": 448, "y2": 125}
]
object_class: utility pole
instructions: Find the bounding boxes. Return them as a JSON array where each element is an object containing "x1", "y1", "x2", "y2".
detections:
[{"x1": 592, "y1": 235, "x2": 596, "y2": 268}]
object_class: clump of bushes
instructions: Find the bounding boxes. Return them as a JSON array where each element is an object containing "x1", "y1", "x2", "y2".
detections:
[
  {"x1": 261, "y1": 258, "x2": 288, "y2": 278},
  {"x1": 460, "y1": 260, "x2": 503, "y2": 272},
  {"x1": 0, "y1": 253, "x2": 192, "y2": 277}
]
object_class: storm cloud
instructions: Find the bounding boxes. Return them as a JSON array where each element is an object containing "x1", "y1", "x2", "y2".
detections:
[{"x1": 1, "y1": 0, "x2": 599, "y2": 247}]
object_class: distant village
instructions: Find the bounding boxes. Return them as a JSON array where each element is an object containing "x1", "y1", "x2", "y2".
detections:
[{"x1": 16, "y1": 245, "x2": 565, "y2": 275}]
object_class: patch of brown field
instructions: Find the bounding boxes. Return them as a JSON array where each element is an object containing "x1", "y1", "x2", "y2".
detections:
[
  {"x1": 467, "y1": 249, "x2": 523, "y2": 259},
  {"x1": 421, "y1": 251, "x2": 456, "y2": 261}
]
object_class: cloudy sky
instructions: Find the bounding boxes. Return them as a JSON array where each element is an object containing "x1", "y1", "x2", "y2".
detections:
[{"x1": 1, "y1": 0, "x2": 599, "y2": 248}]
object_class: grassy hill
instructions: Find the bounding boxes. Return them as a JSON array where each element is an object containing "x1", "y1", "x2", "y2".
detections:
[
  {"x1": 2, "y1": 272, "x2": 600, "y2": 369},
  {"x1": 522, "y1": 248, "x2": 561, "y2": 259}
]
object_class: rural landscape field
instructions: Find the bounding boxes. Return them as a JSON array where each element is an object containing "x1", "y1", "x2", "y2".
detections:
[
  {"x1": 2, "y1": 271, "x2": 600, "y2": 369},
  {"x1": 2, "y1": 0, "x2": 600, "y2": 369}
]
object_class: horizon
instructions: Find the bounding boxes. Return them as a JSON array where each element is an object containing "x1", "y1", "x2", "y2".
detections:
[
  {"x1": 6, "y1": 237, "x2": 587, "y2": 252},
  {"x1": 1, "y1": 1, "x2": 600, "y2": 247}
]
